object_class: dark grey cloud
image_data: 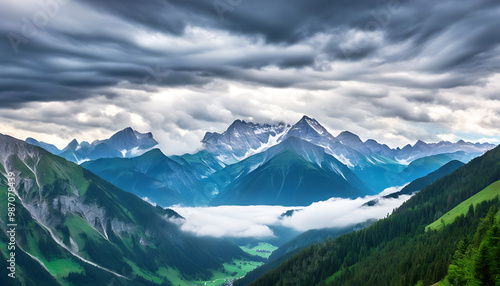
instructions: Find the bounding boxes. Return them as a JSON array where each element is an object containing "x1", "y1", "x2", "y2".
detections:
[{"x1": 1, "y1": 0, "x2": 499, "y2": 109}]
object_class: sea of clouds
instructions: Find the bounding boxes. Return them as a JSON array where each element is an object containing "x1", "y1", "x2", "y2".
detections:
[{"x1": 170, "y1": 186, "x2": 411, "y2": 238}]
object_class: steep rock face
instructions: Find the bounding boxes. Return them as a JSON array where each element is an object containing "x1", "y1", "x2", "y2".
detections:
[
  {"x1": 86, "y1": 135, "x2": 375, "y2": 207},
  {"x1": 283, "y1": 115, "x2": 339, "y2": 147},
  {"x1": 0, "y1": 133, "x2": 255, "y2": 285},
  {"x1": 61, "y1": 139, "x2": 80, "y2": 153},
  {"x1": 202, "y1": 119, "x2": 290, "y2": 163},
  {"x1": 108, "y1": 127, "x2": 157, "y2": 151},
  {"x1": 83, "y1": 116, "x2": 495, "y2": 207}
]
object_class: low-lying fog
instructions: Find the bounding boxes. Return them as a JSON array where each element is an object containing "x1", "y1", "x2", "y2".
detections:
[{"x1": 166, "y1": 186, "x2": 411, "y2": 239}]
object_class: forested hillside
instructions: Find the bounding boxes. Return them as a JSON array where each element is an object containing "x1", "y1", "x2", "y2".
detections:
[
  {"x1": 249, "y1": 145, "x2": 500, "y2": 286},
  {"x1": 447, "y1": 206, "x2": 500, "y2": 285}
]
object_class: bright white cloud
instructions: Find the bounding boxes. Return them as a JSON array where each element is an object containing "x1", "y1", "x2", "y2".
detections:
[
  {"x1": 379, "y1": 184, "x2": 407, "y2": 196},
  {"x1": 172, "y1": 205, "x2": 288, "y2": 238},
  {"x1": 280, "y1": 195, "x2": 411, "y2": 231},
  {"x1": 142, "y1": 197, "x2": 157, "y2": 207},
  {"x1": 172, "y1": 194, "x2": 412, "y2": 239}
]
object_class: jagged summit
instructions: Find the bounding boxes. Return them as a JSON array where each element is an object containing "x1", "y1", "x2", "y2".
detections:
[
  {"x1": 201, "y1": 119, "x2": 290, "y2": 163},
  {"x1": 109, "y1": 127, "x2": 157, "y2": 150},
  {"x1": 292, "y1": 116, "x2": 330, "y2": 135},
  {"x1": 199, "y1": 115, "x2": 496, "y2": 168},
  {"x1": 201, "y1": 115, "x2": 340, "y2": 163},
  {"x1": 285, "y1": 115, "x2": 338, "y2": 144},
  {"x1": 62, "y1": 138, "x2": 79, "y2": 152},
  {"x1": 414, "y1": 140, "x2": 428, "y2": 147},
  {"x1": 22, "y1": 127, "x2": 159, "y2": 165}
]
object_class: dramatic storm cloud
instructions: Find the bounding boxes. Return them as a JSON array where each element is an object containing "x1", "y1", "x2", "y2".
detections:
[
  {"x1": 1, "y1": 0, "x2": 500, "y2": 153},
  {"x1": 171, "y1": 194, "x2": 412, "y2": 238}
]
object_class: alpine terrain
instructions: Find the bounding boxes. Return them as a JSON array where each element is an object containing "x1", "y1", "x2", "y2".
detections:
[
  {"x1": 77, "y1": 116, "x2": 493, "y2": 207},
  {"x1": 0, "y1": 133, "x2": 262, "y2": 286}
]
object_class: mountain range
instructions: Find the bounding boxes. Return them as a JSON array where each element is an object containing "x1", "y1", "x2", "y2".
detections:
[
  {"x1": 28, "y1": 115, "x2": 495, "y2": 207},
  {"x1": 202, "y1": 116, "x2": 491, "y2": 165},
  {"x1": 201, "y1": 115, "x2": 492, "y2": 192},
  {"x1": 0, "y1": 133, "x2": 260, "y2": 286},
  {"x1": 27, "y1": 127, "x2": 158, "y2": 164}
]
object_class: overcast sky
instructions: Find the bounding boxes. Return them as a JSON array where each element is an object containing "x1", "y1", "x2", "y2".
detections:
[{"x1": 1, "y1": 0, "x2": 500, "y2": 154}]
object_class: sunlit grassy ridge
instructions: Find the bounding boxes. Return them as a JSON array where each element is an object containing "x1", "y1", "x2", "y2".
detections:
[
  {"x1": 426, "y1": 180, "x2": 500, "y2": 231},
  {"x1": 240, "y1": 243, "x2": 278, "y2": 259}
]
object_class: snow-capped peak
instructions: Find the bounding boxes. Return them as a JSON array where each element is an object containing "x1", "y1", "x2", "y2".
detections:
[
  {"x1": 302, "y1": 116, "x2": 325, "y2": 134},
  {"x1": 293, "y1": 115, "x2": 328, "y2": 135},
  {"x1": 201, "y1": 119, "x2": 291, "y2": 163},
  {"x1": 284, "y1": 115, "x2": 339, "y2": 147}
]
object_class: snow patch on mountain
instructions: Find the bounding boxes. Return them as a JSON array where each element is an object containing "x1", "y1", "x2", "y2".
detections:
[
  {"x1": 329, "y1": 162, "x2": 347, "y2": 181},
  {"x1": 239, "y1": 125, "x2": 291, "y2": 160},
  {"x1": 304, "y1": 116, "x2": 325, "y2": 135},
  {"x1": 333, "y1": 154, "x2": 354, "y2": 168},
  {"x1": 395, "y1": 157, "x2": 413, "y2": 165},
  {"x1": 76, "y1": 158, "x2": 91, "y2": 165}
]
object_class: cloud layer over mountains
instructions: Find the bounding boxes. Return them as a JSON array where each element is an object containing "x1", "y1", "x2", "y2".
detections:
[
  {"x1": 1, "y1": 0, "x2": 500, "y2": 154},
  {"x1": 172, "y1": 193, "x2": 411, "y2": 238}
]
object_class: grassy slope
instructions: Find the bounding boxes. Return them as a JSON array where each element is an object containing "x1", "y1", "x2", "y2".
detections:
[
  {"x1": 197, "y1": 259, "x2": 264, "y2": 286},
  {"x1": 240, "y1": 243, "x2": 278, "y2": 259},
  {"x1": 427, "y1": 180, "x2": 500, "y2": 231},
  {"x1": 192, "y1": 244, "x2": 278, "y2": 286},
  {"x1": 0, "y1": 172, "x2": 117, "y2": 286}
]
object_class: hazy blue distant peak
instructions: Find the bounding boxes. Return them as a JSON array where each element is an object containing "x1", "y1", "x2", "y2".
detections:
[
  {"x1": 25, "y1": 137, "x2": 61, "y2": 155},
  {"x1": 63, "y1": 138, "x2": 79, "y2": 152},
  {"x1": 37, "y1": 127, "x2": 159, "y2": 164}
]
